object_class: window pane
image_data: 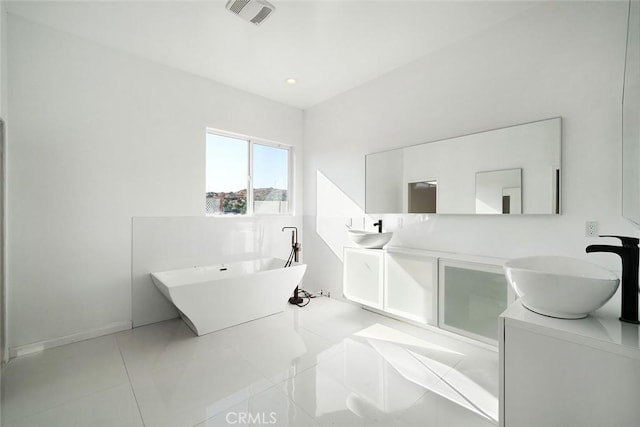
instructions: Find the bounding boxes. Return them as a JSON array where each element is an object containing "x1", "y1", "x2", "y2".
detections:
[
  {"x1": 206, "y1": 134, "x2": 248, "y2": 215},
  {"x1": 253, "y1": 143, "x2": 289, "y2": 214}
]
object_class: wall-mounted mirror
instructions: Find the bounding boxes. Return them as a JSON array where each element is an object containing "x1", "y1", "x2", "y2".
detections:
[
  {"x1": 623, "y1": 0, "x2": 640, "y2": 225},
  {"x1": 365, "y1": 117, "x2": 562, "y2": 215}
]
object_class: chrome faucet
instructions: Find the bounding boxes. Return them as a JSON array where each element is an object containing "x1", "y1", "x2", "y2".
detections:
[
  {"x1": 373, "y1": 220, "x2": 383, "y2": 233},
  {"x1": 586, "y1": 235, "x2": 639, "y2": 324}
]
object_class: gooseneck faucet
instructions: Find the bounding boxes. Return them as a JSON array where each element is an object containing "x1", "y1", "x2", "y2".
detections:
[
  {"x1": 373, "y1": 220, "x2": 383, "y2": 233},
  {"x1": 586, "y1": 235, "x2": 639, "y2": 324}
]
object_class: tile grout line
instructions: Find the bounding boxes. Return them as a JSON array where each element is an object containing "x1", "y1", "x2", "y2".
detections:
[
  {"x1": 2, "y1": 336, "x2": 137, "y2": 426},
  {"x1": 115, "y1": 335, "x2": 147, "y2": 427},
  {"x1": 276, "y1": 382, "x2": 322, "y2": 426},
  {"x1": 188, "y1": 342, "x2": 280, "y2": 426},
  {"x1": 1, "y1": 381, "x2": 131, "y2": 426}
]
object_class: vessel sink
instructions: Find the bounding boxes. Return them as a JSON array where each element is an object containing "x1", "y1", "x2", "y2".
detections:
[
  {"x1": 504, "y1": 256, "x2": 620, "y2": 319},
  {"x1": 347, "y1": 230, "x2": 393, "y2": 249}
]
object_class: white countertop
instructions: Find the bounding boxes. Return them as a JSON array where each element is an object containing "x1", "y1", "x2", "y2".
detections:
[
  {"x1": 501, "y1": 295, "x2": 640, "y2": 359},
  {"x1": 347, "y1": 245, "x2": 509, "y2": 265}
]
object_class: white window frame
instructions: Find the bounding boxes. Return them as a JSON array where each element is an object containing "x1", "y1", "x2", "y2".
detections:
[{"x1": 206, "y1": 128, "x2": 294, "y2": 216}]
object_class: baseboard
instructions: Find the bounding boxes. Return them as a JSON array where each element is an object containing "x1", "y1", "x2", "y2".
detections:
[{"x1": 8, "y1": 320, "x2": 132, "y2": 359}]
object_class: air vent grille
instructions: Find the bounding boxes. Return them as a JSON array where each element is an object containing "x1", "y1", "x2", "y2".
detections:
[
  {"x1": 229, "y1": 0, "x2": 250, "y2": 15},
  {"x1": 251, "y1": 7, "x2": 272, "y2": 24},
  {"x1": 225, "y1": 0, "x2": 275, "y2": 26}
]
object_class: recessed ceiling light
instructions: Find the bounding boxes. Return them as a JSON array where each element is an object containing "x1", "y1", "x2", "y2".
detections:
[{"x1": 285, "y1": 78, "x2": 297, "y2": 85}]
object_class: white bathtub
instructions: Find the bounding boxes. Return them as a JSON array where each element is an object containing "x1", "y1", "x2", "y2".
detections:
[{"x1": 151, "y1": 258, "x2": 306, "y2": 336}]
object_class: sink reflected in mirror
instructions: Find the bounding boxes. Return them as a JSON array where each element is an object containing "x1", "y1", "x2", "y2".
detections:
[
  {"x1": 504, "y1": 256, "x2": 619, "y2": 319},
  {"x1": 347, "y1": 230, "x2": 393, "y2": 249}
]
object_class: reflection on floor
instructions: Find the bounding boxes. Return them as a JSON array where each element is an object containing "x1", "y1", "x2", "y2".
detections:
[{"x1": 1, "y1": 298, "x2": 498, "y2": 427}]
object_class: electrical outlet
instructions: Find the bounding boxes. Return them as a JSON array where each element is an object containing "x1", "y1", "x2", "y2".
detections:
[
  {"x1": 396, "y1": 217, "x2": 403, "y2": 229},
  {"x1": 586, "y1": 221, "x2": 599, "y2": 237}
]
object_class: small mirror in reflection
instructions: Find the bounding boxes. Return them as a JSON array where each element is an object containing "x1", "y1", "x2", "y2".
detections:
[{"x1": 475, "y1": 169, "x2": 522, "y2": 215}]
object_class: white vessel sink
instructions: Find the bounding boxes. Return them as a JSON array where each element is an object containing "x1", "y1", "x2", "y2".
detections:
[
  {"x1": 347, "y1": 230, "x2": 393, "y2": 249},
  {"x1": 504, "y1": 256, "x2": 620, "y2": 319}
]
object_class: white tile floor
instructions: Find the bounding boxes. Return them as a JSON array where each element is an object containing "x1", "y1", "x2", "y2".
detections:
[{"x1": 1, "y1": 298, "x2": 499, "y2": 427}]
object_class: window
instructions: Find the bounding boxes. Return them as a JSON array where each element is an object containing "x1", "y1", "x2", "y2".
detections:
[{"x1": 205, "y1": 131, "x2": 291, "y2": 215}]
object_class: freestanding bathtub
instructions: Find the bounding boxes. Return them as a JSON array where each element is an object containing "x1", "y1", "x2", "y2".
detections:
[{"x1": 151, "y1": 258, "x2": 306, "y2": 336}]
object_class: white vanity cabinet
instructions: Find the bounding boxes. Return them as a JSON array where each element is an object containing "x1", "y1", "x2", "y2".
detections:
[
  {"x1": 343, "y1": 247, "x2": 437, "y2": 324},
  {"x1": 344, "y1": 247, "x2": 509, "y2": 334},
  {"x1": 500, "y1": 302, "x2": 640, "y2": 427},
  {"x1": 343, "y1": 247, "x2": 384, "y2": 309},
  {"x1": 384, "y1": 249, "x2": 438, "y2": 325}
]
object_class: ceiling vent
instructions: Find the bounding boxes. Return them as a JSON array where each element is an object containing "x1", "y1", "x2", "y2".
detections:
[{"x1": 225, "y1": 0, "x2": 275, "y2": 26}]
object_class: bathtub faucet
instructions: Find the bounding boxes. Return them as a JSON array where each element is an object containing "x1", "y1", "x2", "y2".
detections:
[
  {"x1": 282, "y1": 226, "x2": 303, "y2": 305},
  {"x1": 282, "y1": 227, "x2": 300, "y2": 263}
]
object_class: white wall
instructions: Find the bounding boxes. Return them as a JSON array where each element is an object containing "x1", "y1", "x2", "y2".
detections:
[
  {"x1": 7, "y1": 15, "x2": 303, "y2": 354},
  {"x1": 303, "y1": 1, "x2": 638, "y2": 298}
]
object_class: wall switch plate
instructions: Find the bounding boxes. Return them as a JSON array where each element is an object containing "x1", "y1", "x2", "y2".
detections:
[{"x1": 586, "y1": 221, "x2": 599, "y2": 237}]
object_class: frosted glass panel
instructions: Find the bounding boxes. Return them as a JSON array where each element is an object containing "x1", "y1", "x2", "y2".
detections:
[
  {"x1": 384, "y1": 252, "x2": 437, "y2": 324},
  {"x1": 439, "y1": 260, "x2": 508, "y2": 344}
]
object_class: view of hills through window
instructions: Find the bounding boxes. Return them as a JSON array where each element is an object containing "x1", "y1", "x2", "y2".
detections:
[{"x1": 206, "y1": 133, "x2": 289, "y2": 215}]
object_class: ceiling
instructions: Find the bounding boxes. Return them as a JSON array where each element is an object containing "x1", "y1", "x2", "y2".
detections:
[{"x1": 6, "y1": 0, "x2": 538, "y2": 109}]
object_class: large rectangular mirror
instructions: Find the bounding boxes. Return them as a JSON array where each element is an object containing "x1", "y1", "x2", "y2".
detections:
[{"x1": 365, "y1": 117, "x2": 562, "y2": 215}]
